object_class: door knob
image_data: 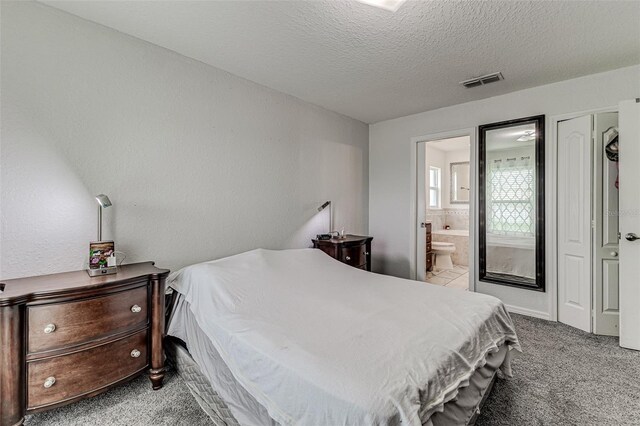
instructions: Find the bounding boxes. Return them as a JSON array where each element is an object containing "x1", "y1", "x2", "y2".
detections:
[{"x1": 625, "y1": 233, "x2": 639, "y2": 241}]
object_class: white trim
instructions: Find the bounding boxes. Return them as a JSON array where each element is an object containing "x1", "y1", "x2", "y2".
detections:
[
  {"x1": 505, "y1": 304, "x2": 550, "y2": 321},
  {"x1": 409, "y1": 128, "x2": 476, "y2": 292},
  {"x1": 548, "y1": 105, "x2": 617, "y2": 323}
]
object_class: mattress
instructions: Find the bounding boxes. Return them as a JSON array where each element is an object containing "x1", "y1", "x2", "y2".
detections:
[
  {"x1": 167, "y1": 248, "x2": 519, "y2": 425},
  {"x1": 167, "y1": 293, "x2": 510, "y2": 426}
]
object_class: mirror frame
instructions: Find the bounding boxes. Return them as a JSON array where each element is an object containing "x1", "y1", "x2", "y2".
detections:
[
  {"x1": 450, "y1": 161, "x2": 470, "y2": 204},
  {"x1": 478, "y1": 115, "x2": 545, "y2": 291}
]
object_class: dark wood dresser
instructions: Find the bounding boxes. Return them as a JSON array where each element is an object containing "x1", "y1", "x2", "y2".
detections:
[
  {"x1": 0, "y1": 262, "x2": 169, "y2": 426},
  {"x1": 312, "y1": 235, "x2": 373, "y2": 271},
  {"x1": 425, "y1": 223, "x2": 433, "y2": 272}
]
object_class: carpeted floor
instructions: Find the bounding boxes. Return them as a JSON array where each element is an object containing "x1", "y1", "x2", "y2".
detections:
[
  {"x1": 25, "y1": 314, "x2": 640, "y2": 425},
  {"x1": 477, "y1": 314, "x2": 640, "y2": 426}
]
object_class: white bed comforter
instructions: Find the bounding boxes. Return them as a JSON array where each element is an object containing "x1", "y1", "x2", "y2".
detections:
[{"x1": 168, "y1": 248, "x2": 520, "y2": 426}]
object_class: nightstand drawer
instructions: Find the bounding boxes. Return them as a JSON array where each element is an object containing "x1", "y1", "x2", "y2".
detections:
[
  {"x1": 341, "y1": 245, "x2": 366, "y2": 267},
  {"x1": 28, "y1": 286, "x2": 148, "y2": 353},
  {"x1": 27, "y1": 329, "x2": 148, "y2": 409}
]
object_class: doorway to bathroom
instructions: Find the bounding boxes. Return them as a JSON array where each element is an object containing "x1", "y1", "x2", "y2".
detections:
[{"x1": 416, "y1": 135, "x2": 472, "y2": 290}]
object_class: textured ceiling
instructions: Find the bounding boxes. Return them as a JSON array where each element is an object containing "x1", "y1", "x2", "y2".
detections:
[{"x1": 42, "y1": 1, "x2": 640, "y2": 123}]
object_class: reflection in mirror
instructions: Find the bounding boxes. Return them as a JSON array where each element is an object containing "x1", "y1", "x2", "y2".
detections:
[
  {"x1": 450, "y1": 162, "x2": 470, "y2": 204},
  {"x1": 479, "y1": 115, "x2": 545, "y2": 291}
]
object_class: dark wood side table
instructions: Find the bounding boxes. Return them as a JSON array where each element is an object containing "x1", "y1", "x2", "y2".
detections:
[
  {"x1": 312, "y1": 235, "x2": 373, "y2": 271},
  {"x1": 0, "y1": 262, "x2": 169, "y2": 426},
  {"x1": 425, "y1": 223, "x2": 433, "y2": 272}
]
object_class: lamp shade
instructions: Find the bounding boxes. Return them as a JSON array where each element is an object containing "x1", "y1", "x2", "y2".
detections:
[
  {"x1": 317, "y1": 201, "x2": 331, "y2": 212},
  {"x1": 95, "y1": 194, "x2": 112, "y2": 208}
]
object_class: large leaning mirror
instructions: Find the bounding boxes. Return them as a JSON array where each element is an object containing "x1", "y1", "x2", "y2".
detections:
[{"x1": 478, "y1": 115, "x2": 545, "y2": 291}]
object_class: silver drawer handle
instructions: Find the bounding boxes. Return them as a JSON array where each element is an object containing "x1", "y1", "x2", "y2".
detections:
[
  {"x1": 131, "y1": 349, "x2": 141, "y2": 358},
  {"x1": 44, "y1": 324, "x2": 56, "y2": 334},
  {"x1": 345, "y1": 256, "x2": 351, "y2": 261},
  {"x1": 365, "y1": 252, "x2": 370, "y2": 255},
  {"x1": 130, "y1": 305, "x2": 142, "y2": 313},
  {"x1": 43, "y1": 376, "x2": 56, "y2": 388}
]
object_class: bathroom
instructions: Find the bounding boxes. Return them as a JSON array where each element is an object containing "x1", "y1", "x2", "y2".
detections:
[{"x1": 424, "y1": 137, "x2": 470, "y2": 290}]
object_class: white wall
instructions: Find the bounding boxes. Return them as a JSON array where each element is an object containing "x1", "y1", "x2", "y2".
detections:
[
  {"x1": 0, "y1": 2, "x2": 369, "y2": 279},
  {"x1": 369, "y1": 65, "x2": 640, "y2": 318}
]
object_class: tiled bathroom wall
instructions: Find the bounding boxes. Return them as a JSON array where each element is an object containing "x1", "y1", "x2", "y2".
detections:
[
  {"x1": 426, "y1": 208, "x2": 469, "y2": 231},
  {"x1": 444, "y1": 209, "x2": 469, "y2": 230}
]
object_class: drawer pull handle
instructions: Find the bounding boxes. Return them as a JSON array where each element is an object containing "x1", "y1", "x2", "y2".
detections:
[
  {"x1": 43, "y1": 377, "x2": 56, "y2": 388},
  {"x1": 131, "y1": 305, "x2": 142, "y2": 313},
  {"x1": 365, "y1": 252, "x2": 370, "y2": 255},
  {"x1": 345, "y1": 256, "x2": 351, "y2": 261},
  {"x1": 43, "y1": 324, "x2": 56, "y2": 334},
  {"x1": 131, "y1": 349, "x2": 141, "y2": 358}
]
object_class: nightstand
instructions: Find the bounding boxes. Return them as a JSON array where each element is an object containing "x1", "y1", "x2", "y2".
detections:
[
  {"x1": 312, "y1": 235, "x2": 373, "y2": 271},
  {"x1": 0, "y1": 262, "x2": 169, "y2": 426}
]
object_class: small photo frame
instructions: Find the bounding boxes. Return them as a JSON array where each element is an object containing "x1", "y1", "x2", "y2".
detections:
[{"x1": 89, "y1": 241, "x2": 115, "y2": 270}]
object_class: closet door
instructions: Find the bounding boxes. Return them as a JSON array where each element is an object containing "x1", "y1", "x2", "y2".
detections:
[
  {"x1": 557, "y1": 115, "x2": 592, "y2": 332},
  {"x1": 619, "y1": 99, "x2": 640, "y2": 351},
  {"x1": 592, "y1": 112, "x2": 620, "y2": 336}
]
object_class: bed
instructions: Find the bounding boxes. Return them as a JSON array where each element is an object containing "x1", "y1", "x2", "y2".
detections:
[{"x1": 165, "y1": 248, "x2": 520, "y2": 425}]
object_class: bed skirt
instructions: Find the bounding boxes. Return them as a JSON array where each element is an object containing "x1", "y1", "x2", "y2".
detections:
[
  {"x1": 166, "y1": 337, "x2": 240, "y2": 426},
  {"x1": 165, "y1": 336, "x2": 500, "y2": 426}
]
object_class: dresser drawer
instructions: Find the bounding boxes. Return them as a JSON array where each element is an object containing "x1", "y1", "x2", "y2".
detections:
[
  {"x1": 27, "y1": 329, "x2": 148, "y2": 409},
  {"x1": 341, "y1": 245, "x2": 367, "y2": 267},
  {"x1": 28, "y1": 286, "x2": 148, "y2": 353}
]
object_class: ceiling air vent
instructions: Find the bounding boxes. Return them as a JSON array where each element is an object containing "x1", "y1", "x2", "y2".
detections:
[{"x1": 460, "y1": 72, "x2": 504, "y2": 88}]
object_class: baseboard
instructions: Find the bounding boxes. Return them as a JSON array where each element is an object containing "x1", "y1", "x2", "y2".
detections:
[{"x1": 505, "y1": 304, "x2": 551, "y2": 321}]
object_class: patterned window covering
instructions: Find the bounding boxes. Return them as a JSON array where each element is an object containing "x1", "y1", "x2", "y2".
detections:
[{"x1": 487, "y1": 155, "x2": 535, "y2": 237}]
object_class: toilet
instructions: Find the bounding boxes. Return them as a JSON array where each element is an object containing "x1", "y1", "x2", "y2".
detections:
[{"x1": 432, "y1": 242, "x2": 456, "y2": 271}]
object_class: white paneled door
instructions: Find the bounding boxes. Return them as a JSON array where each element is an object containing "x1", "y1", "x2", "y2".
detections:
[
  {"x1": 558, "y1": 115, "x2": 593, "y2": 332},
  {"x1": 619, "y1": 99, "x2": 640, "y2": 351}
]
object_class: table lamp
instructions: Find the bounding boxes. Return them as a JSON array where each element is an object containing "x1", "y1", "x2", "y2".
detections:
[{"x1": 87, "y1": 194, "x2": 117, "y2": 276}]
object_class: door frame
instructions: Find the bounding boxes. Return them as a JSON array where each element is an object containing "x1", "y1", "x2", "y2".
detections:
[
  {"x1": 550, "y1": 106, "x2": 617, "y2": 322},
  {"x1": 409, "y1": 128, "x2": 476, "y2": 291}
]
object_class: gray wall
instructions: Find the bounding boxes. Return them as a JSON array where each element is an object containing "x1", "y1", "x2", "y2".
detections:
[{"x1": 0, "y1": 2, "x2": 369, "y2": 279}]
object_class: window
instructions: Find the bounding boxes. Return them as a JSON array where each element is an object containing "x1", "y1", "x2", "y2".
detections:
[
  {"x1": 429, "y1": 166, "x2": 441, "y2": 208},
  {"x1": 487, "y1": 158, "x2": 535, "y2": 236}
]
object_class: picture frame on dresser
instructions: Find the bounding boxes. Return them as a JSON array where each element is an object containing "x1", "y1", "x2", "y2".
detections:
[{"x1": 0, "y1": 262, "x2": 169, "y2": 426}]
